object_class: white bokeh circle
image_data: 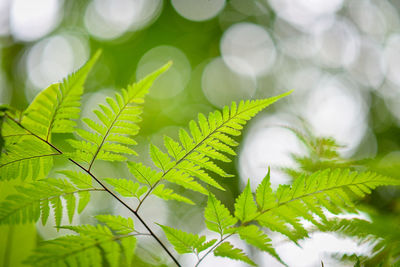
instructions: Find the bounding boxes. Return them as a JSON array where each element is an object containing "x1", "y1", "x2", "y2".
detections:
[
  {"x1": 171, "y1": 0, "x2": 225, "y2": 22},
  {"x1": 136, "y1": 45, "x2": 191, "y2": 99},
  {"x1": 221, "y1": 22, "x2": 276, "y2": 76},
  {"x1": 201, "y1": 57, "x2": 256, "y2": 108}
]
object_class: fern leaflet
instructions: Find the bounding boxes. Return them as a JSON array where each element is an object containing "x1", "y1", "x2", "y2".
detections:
[
  {"x1": 0, "y1": 172, "x2": 102, "y2": 226},
  {"x1": 234, "y1": 180, "x2": 259, "y2": 222},
  {"x1": 104, "y1": 178, "x2": 148, "y2": 199},
  {"x1": 26, "y1": 215, "x2": 138, "y2": 267},
  {"x1": 21, "y1": 51, "x2": 100, "y2": 141},
  {"x1": 322, "y1": 215, "x2": 400, "y2": 266},
  {"x1": 251, "y1": 169, "x2": 399, "y2": 242},
  {"x1": 204, "y1": 193, "x2": 237, "y2": 237},
  {"x1": 0, "y1": 116, "x2": 57, "y2": 180},
  {"x1": 132, "y1": 91, "x2": 292, "y2": 208},
  {"x1": 166, "y1": 168, "x2": 399, "y2": 266},
  {"x1": 158, "y1": 224, "x2": 217, "y2": 255},
  {"x1": 213, "y1": 241, "x2": 256, "y2": 266},
  {"x1": 69, "y1": 62, "x2": 171, "y2": 169},
  {"x1": 0, "y1": 52, "x2": 99, "y2": 181}
]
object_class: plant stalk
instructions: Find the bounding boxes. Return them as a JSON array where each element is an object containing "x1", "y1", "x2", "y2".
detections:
[{"x1": 4, "y1": 114, "x2": 182, "y2": 267}]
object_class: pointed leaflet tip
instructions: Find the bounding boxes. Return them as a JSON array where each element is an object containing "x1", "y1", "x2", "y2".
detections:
[
  {"x1": 156, "y1": 60, "x2": 173, "y2": 75},
  {"x1": 271, "y1": 90, "x2": 293, "y2": 102}
]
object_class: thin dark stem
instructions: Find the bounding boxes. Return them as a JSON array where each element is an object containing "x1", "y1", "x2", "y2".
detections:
[
  {"x1": 195, "y1": 233, "x2": 234, "y2": 267},
  {"x1": 70, "y1": 159, "x2": 182, "y2": 266},
  {"x1": 4, "y1": 114, "x2": 181, "y2": 267},
  {"x1": 136, "y1": 101, "x2": 263, "y2": 212}
]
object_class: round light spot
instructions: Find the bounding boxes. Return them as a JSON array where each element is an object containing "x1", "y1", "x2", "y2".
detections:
[
  {"x1": 348, "y1": 38, "x2": 385, "y2": 89},
  {"x1": 268, "y1": 232, "x2": 370, "y2": 267},
  {"x1": 230, "y1": 0, "x2": 267, "y2": 16},
  {"x1": 136, "y1": 46, "x2": 191, "y2": 99},
  {"x1": 10, "y1": 0, "x2": 62, "y2": 41},
  {"x1": 0, "y1": 1, "x2": 11, "y2": 36},
  {"x1": 84, "y1": 0, "x2": 162, "y2": 40},
  {"x1": 239, "y1": 114, "x2": 304, "y2": 189},
  {"x1": 268, "y1": 0, "x2": 343, "y2": 32},
  {"x1": 315, "y1": 18, "x2": 360, "y2": 68},
  {"x1": 171, "y1": 0, "x2": 225, "y2": 22},
  {"x1": 302, "y1": 76, "x2": 367, "y2": 155},
  {"x1": 384, "y1": 34, "x2": 400, "y2": 87},
  {"x1": 273, "y1": 18, "x2": 319, "y2": 59},
  {"x1": 25, "y1": 33, "x2": 90, "y2": 100},
  {"x1": 348, "y1": 0, "x2": 387, "y2": 41},
  {"x1": 201, "y1": 57, "x2": 256, "y2": 108},
  {"x1": 220, "y1": 22, "x2": 276, "y2": 76}
]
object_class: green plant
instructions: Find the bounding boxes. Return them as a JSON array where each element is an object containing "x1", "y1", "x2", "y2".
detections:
[{"x1": 0, "y1": 52, "x2": 399, "y2": 267}]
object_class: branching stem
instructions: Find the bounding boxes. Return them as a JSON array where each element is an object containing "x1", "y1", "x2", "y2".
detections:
[
  {"x1": 4, "y1": 114, "x2": 182, "y2": 267},
  {"x1": 195, "y1": 233, "x2": 234, "y2": 267}
]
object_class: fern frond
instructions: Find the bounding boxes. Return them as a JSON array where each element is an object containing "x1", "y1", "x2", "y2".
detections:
[
  {"x1": 27, "y1": 218, "x2": 137, "y2": 267},
  {"x1": 237, "y1": 225, "x2": 284, "y2": 265},
  {"x1": 323, "y1": 215, "x2": 400, "y2": 266},
  {"x1": 281, "y1": 126, "x2": 355, "y2": 179},
  {"x1": 204, "y1": 193, "x2": 237, "y2": 236},
  {"x1": 127, "y1": 161, "x2": 162, "y2": 186},
  {"x1": 234, "y1": 180, "x2": 259, "y2": 222},
  {"x1": 255, "y1": 167, "x2": 274, "y2": 211},
  {"x1": 194, "y1": 168, "x2": 398, "y2": 266},
  {"x1": 0, "y1": 136, "x2": 56, "y2": 181},
  {"x1": 104, "y1": 178, "x2": 148, "y2": 199},
  {"x1": 152, "y1": 184, "x2": 194, "y2": 204},
  {"x1": 0, "y1": 117, "x2": 58, "y2": 180},
  {"x1": 0, "y1": 174, "x2": 101, "y2": 226},
  {"x1": 213, "y1": 241, "x2": 256, "y2": 266},
  {"x1": 250, "y1": 169, "x2": 399, "y2": 242},
  {"x1": 95, "y1": 215, "x2": 135, "y2": 235},
  {"x1": 69, "y1": 62, "x2": 171, "y2": 169},
  {"x1": 158, "y1": 224, "x2": 216, "y2": 255},
  {"x1": 21, "y1": 51, "x2": 100, "y2": 141},
  {"x1": 132, "y1": 92, "x2": 292, "y2": 206}
]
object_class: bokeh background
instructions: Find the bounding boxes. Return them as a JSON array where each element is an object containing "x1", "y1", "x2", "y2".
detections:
[{"x1": 1, "y1": 0, "x2": 400, "y2": 266}]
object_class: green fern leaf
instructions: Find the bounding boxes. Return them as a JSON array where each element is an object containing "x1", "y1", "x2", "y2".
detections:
[
  {"x1": 204, "y1": 193, "x2": 237, "y2": 236},
  {"x1": 104, "y1": 178, "x2": 148, "y2": 199},
  {"x1": 0, "y1": 134, "x2": 56, "y2": 181},
  {"x1": 234, "y1": 180, "x2": 258, "y2": 222},
  {"x1": 70, "y1": 62, "x2": 171, "y2": 169},
  {"x1": 0, "y1": 116, "x2": 57, "y2": 181},
  {"x1": 127, "y1": 161, "x2": 162, "y2": 186},
  {"x1": 95, "y1": 215, "x2": 135, "y2": 235},
  {"x1": 213, "y1": 241, "x2": 256, "y2": 266},
  {"x1": 121, "y1": 235, "x2": 137, "y2": 266},
  {"x1": 78, "y1": 191, "x2": 91, "y2": 213},
  {"x1": 321, "y1": 215, "x2": 400, "y2": 266},
  {"x1": 197, "y1": 239, "x2": 218, "y2": 253},
  {"x1": 255, "y1": 169, "x2": 399, "y2": 242},
  {"x1": 58, "y1": 170, "x2": 93, "y2": 189},
  {"x1": 27, "y1": 235, "x2": 102, "y2": 267},
  {"x1": 158, "y1": 224, "x2": 211, "y2": 254},
  {"x1": 150, "y1": 144, "x2": 174, "y2": 171},
  {"x1": 21, "y1": 51, "x2": 100, "y2": 141},
  {"x1": 0, "y1": 177, "x2": 99, "y2": 225},
  {"x1": 141, "y1": 92, "x2": 291, "y2": 202},
  {"x1": 152, "y1": 184, "x2": 194, "y2": 204},
  {"x1": 27, "y1": 222, "x2": 136, "y2": 267},
  {"x1": 255, "y1": 167, "x2": 274, "y2": 211},
  {"x1": 163, "y1": 168, "x2": 208, "y2": 194},
  {"x1": 0, "y1": 52, "x2": 99, "y2": 180},
  {"x1": 237, "y1": 225, "x2": 284, "y2": 265}
]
